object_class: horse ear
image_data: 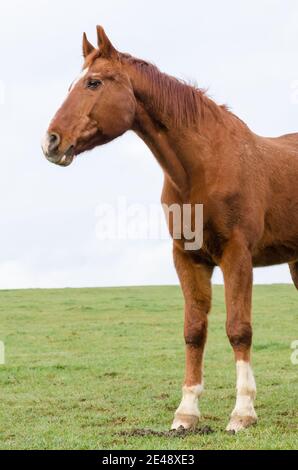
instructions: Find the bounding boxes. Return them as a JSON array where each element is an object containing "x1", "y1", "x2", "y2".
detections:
[
  {"x1": 96, "y1": 25, "x2": 117, "y2": 58},
  {"x1": 82, "y1": 32, "x2": 95, "y2": 58}
]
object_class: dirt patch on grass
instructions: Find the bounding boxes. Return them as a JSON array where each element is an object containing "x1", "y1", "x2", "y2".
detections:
[{"x1": 118, "y1": 425, "x2": 214, "y2": 438}]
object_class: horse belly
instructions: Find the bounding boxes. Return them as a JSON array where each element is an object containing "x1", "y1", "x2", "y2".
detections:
[
  {"x1": 255, "y1": 190, "x2": 298, "y2": 266},
  {"x1": 252, "y1": 244, "x2": 298, "y2": 267}
]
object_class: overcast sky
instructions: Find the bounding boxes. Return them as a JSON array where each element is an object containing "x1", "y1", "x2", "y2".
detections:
[{"x1": 0, "y1": 0, "x2": 298, "y2": 288}]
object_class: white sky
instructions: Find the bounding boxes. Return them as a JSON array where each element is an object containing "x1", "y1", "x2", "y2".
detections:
[{"x1": 0, "y1": 0, "x2": 297, "y2": 288}]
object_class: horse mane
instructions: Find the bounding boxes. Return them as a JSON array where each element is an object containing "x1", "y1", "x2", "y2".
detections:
[{"x1": 120, "y1": 53, "x2": 229, "y2": 128}]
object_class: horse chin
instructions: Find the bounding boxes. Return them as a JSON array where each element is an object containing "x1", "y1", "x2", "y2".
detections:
[{"x1": 58, "y1": 154, "x2": 75, "y2": 167}]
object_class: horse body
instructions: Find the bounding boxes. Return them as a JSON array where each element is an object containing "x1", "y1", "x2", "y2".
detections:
[
  {"x1": 140, "y1": 99, "x2": 298, "y2": 268},
  {"x1": 252, "y1": 133, "x2": 298, "y2": 266},
  {"x1": 42, "y1": 26, "x2": 297, "y2": 433}
]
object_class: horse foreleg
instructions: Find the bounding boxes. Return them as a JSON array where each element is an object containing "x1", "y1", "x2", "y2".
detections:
[
  {"x1": 171, "y1": 246, "x2": 213, "y2": 430},
  {"x1": 289, "y1": 261, "x2": 298, "y2": 289},
  {"x1": 220, "y1": 233, "x2": 257, "y2": 433}
]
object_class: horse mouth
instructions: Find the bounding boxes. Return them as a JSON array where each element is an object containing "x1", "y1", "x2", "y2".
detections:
[
  {"x1": 56, "y1": 145, "x2": 75, "y2": 167},
  {"x1": 45, "y1": 129, "x2": 108, "y2": 166}
]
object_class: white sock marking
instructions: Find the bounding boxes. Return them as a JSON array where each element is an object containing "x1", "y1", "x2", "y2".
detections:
[
  {"x1": 175, "y1": 383, "x2": 203, "y2": 417},
  {"x1": 232, "y1": 360, "x2": 257, "y2": 418}
]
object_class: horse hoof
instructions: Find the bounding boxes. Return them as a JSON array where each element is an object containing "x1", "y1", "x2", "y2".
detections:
[
  {"x1": 171, "y1": 413, "x2": 199, "y2": 430},
  {"x1": 226, "y1": 414, "x2": 257, "y2": 433}
]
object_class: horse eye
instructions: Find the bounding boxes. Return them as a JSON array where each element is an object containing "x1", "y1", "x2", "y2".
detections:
[{"x1": 87, "y1": 79, "x2": 102, "y2": 89}]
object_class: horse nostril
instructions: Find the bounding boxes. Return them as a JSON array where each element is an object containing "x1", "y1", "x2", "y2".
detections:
[{"x1": 48, "y1": 132, "x2": 60, "y2": 150}]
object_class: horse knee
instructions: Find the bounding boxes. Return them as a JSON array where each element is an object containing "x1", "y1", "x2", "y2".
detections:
[
  {"x1": 184, "y1": 317, "x2": 207, "y2": 348},
  {"x1": 226, "y1": 320, "x2": 252, "y2": 349}
]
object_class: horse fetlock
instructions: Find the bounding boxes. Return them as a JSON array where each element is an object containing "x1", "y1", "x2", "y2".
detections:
[
  {"x1": 232, "y1": 394, "x2": 257, "y2": 419},
  {"x1": 226, "y1": 360, "x2": 257, "y2": 432},
  {"x1": 172, "y1": 383, "x2": 202, "y2": 429}
]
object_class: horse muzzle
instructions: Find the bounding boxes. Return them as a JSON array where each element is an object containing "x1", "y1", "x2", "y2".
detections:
[{"x1": 42, "y1": 132, "x2": 75, "y2": 167}]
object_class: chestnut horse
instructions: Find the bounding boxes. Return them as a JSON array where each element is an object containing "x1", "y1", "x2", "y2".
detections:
[{"x1": 42, "y1": 26, "x2": 298, "y2": 432}]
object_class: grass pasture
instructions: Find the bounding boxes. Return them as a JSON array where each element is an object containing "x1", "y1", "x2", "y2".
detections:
[{"x1": 0, "y1": 285, "x2": 297, "y2": 450}]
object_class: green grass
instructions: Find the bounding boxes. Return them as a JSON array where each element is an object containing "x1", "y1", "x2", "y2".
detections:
[{"x1": 0, "y1": 285, "x2": 297, "y2": 450}]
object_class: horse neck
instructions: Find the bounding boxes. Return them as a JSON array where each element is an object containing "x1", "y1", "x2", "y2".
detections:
[
  {"x1": 133, "y1": 101, "x2": 191, "y2": 194},
  {"x1": 126, "y1": 60, "x2": 231, "y2": 197}
]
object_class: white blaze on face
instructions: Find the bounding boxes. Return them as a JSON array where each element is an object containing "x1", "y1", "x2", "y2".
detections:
[
  {"x1": 233, "y1": 360, "x2": 257, "y2": 417},
  {"x1": 69, "y1": 67, "x2": 89, "y2": 92}
]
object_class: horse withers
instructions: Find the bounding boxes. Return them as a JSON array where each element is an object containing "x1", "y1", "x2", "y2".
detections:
[{"x1": 42, "y1": 26, "x2": 298, "y2": 432}]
